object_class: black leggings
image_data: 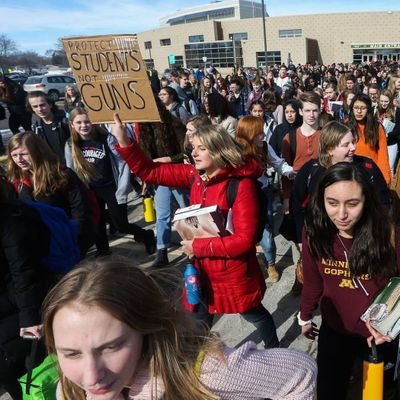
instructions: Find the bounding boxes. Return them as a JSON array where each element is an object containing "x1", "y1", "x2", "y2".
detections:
[
  {"x1": 317, "y1": 322, "x2": 398, "y2": 400},
  {"x1": 93, "y1": 184, "x2": 146, "y2": 253}
]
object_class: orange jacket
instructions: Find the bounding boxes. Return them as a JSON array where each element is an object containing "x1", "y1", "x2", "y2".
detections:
[{"x1": 354, "y1": 122, "x2": 391, "y2": 184}]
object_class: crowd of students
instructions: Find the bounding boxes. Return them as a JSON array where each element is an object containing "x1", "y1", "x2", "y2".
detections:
[{"x1": 0, "y1": 59, "x2": 400, "y2": 399}]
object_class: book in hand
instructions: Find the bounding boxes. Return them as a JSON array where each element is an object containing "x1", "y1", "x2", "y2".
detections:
[
  {"x1": 361, "y1": 277, "x2": 400, "y2": 339},
  {"x1": 173, "y1": 204, "x2": 228, "y2": 241}
]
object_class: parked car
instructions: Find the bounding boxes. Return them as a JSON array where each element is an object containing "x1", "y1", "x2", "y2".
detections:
[
  {"x1": 5, "y1": 72, "x2": 29, "y2": 85},
  {"x1": 23, "y1": 74, "x2": 77, "y2": 101}
]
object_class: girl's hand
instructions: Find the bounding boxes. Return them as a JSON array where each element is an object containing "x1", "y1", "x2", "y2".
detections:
[
  {"x1": 301, "y1": 322, "x2": 319, "y2": 340},
  {"x1": 365, "y1": 319, "x2": 392, "y2": 347},
  {"x1": 181, "y1": 240, "x2": 194, "y2": 258},
  {"x1": 111, "y1": 113, "x2": 132, "y2": 147},
  {"x1": 20, "y1": 324, "x2": 43, "y2": 339},
  {"x1": 153, "y1": 156, "x2": 172, "y2": 163}
]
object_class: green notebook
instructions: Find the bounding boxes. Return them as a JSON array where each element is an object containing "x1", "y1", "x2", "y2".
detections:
[{"x1": 361, "y1": 277, "x2": 400, "y2": 339}]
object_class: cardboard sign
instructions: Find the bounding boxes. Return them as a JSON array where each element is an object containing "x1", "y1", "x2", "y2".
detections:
[{"x1": 62, "y1": 34, "x2": 160, "y2": 124}]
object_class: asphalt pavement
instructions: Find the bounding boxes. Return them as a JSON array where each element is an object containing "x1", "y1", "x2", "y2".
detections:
[{"x1": 0, "y1": 113, "x2": 321, "y2": 399}]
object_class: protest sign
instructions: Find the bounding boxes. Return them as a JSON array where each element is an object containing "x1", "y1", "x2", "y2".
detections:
[{"x1": 62, "y1": 34, "x2": 160, "y2": 124}]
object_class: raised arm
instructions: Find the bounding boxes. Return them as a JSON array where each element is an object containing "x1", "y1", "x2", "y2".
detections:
[{"x1": 111, "y1": 113, "x2": 195, "y2": 189}]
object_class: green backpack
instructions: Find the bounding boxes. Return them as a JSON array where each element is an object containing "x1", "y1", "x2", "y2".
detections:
[{"x1": 19, "y1": 353, "x2": 59, "y2": 400}]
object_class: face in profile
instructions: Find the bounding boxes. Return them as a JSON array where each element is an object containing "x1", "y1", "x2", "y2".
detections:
[
  {"x1": 327, "y1": 131, "x2": 356, "y2": 164},
  {"x1": 53, "y1": 302, "x2": 143, "y2": 400},
  {"x1": 191, "y1": 136, "x2": 215, "y2": 174}
]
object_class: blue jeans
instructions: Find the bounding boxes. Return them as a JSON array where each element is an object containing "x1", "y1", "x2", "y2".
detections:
[
  {"x1": 154, "y1": 185, "x2": 188, "y2": 249},
  {"x1": 193, "y1": 286, "x2": 279, "y2": 349},
  {"x1": 259, "y1": 184, "x2": 277, "y2": 265}
]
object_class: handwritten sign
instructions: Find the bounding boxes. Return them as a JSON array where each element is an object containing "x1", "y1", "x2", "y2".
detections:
[{"x1": 62, "y1": 34, "x2": 160, "y2": 124}]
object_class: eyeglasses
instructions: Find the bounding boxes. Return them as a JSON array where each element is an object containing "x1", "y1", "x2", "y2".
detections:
[{"x1": 353, "y1": 106, "x2": 367, "y2": 111}]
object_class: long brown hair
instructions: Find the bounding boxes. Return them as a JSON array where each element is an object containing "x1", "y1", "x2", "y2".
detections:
[
  {"x1": 235, "y1": 116, "x2": 267, "y2": 167},
  {"x1": 68, "y1": 108, "x2": 99, "y2": 184},
  {"x1": 42, "y1": 258, "x2": 221, "y2": 400},
  {"x1": 7, "y1": 132, "x2": 68, "y2": 197}
]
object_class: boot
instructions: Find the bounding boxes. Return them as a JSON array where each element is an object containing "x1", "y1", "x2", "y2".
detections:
[
  {"x1": 151, "y1": 248, "x2": 169, "y2": 267},
  {"x1": 142, "y1": 229, "x2": 156, "y2": 255},
  {"x1": 267, "y1": 263, "x2": 279, "y2": 283}
]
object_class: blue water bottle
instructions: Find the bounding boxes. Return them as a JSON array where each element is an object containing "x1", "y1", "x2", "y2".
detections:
[{"x1": 184, "y1": 263, "x2": 201, "y2": 305}]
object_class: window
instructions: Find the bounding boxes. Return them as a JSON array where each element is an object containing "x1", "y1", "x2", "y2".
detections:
[
  {"x1": 174, "y1": 56, "x2": 184, "y2": 68},
  {"x1": 144, "y1": 59, "x2": 155, "y2": 69},
  {"x1": 184, "y1": 41, "x2": 243, "y2": 69},
  {"x1": 279, "y1": 29, "x2": 302, "y2": 38},
  {"x1": 189, "y1": 35, "x2": 204, "y2": 43},
  {"x1": 47, "y1": 76, "x2": 64, "y2": 83},
  {"x1": 144, "y1": 41, "x2": 152, "y2": 50},
  {"x1": 229, "y1": 32, "x2": 248, "y2": 41},
  {"x1": 63, "y1": 76, "x2": 76, "y2": 83},
  {"x1": 160, "y1": 38, "x2": 171, "y2": 46},
  {"x1": 256, "y1": 51, "x2": 281, "y2": 67}
]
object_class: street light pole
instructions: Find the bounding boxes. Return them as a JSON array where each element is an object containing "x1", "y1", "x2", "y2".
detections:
[{"x1": 261, "y1": 0, "x2": 268, "y2": 70}]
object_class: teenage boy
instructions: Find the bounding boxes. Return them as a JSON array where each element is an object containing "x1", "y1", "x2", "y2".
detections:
[
  {"x1": 27, "y1": 91, "x2": 70, "y2": 164},
  {"x1": 227, "y1": 79, "x2": 245, "y2": 118},
  {"x1": 281, "y1": 91, "x2": 322, "y2": 292}
]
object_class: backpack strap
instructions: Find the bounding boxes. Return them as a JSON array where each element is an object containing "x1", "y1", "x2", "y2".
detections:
[
  {"x1": 307, "y1": 162, "x2": 320, "y2": 188},
  {"x1": 226, "y1": 177, "x2": 240, "y2": 209},
  {"x1": 184, "y1": 98, "x2": 192, "y2": 115},
  {"x1": 288, "y1": 129, "x2": 297, "y2": 162},
  {"x1": 25, "y1": 339, "x2": 39, "y2": 395}
]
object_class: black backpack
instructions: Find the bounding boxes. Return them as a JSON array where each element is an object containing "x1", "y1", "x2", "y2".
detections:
[{"x1": 226, "y1": 177, "x2": 268, "y2": 243}]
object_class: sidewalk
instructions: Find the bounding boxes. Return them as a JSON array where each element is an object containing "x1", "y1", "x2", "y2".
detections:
[{"x1": 100, "y1": 193, "x2": 321, "y2": 355}]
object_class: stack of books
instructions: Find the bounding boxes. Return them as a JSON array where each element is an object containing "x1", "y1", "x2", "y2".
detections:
[
  {"x1": 173, "y1": 204, "x2": 228, "y2": 241},
  {"x1": 361, "y1": 277, "x2": 400, "y2": 339}
]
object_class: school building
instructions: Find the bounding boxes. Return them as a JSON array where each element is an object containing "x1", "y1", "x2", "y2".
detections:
[{"x1": 135, "y1": 0, "x2": 400, "y2": 72}]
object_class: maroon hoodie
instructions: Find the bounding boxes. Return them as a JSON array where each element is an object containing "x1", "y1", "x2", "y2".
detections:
[{"x1": 300, "y1": 229, "x2": 400, "y2": 337}]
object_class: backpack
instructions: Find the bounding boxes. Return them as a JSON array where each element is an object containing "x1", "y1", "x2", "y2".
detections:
[
  {"x1": 226, "y1": 177, "x2": 268, "y2": 243},
  {"x1": 182, "y1": 98, "x2": 192, "y2": 116},
  {"x1": 19, "y1": 341, "x2": 58, "y2": 400},
  {"x1": 25, "y1": 201, "x2": 81, "y2": 273}
]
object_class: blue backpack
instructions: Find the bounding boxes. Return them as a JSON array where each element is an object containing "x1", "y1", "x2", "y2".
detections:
[{"x1": 25, "y1": 201, "x2": 81, "y2": 273}]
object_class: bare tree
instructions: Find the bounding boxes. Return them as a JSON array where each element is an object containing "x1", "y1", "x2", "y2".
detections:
[
  {"x1": 0, "y1": 34, "x2": 18, "y2": 57},
  {"x1": 44, "y1": 37, "x2": 68, "y2": 67}
]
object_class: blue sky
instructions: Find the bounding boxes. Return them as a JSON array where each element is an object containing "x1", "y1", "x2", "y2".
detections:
[{"x1": 1, "y1": 0, "x2": 396, "y2": 55}]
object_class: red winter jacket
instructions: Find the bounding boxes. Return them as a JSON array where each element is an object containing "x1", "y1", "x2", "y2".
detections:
[{"x1": 116, "y1": 142, "x2": 266, "y2": 314}]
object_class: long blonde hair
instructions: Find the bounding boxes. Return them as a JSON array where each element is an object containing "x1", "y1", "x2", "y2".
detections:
[
  {"x1": 193, "y1": 125, "x2": 243, "y2": 169},
  {"x1": 42, "y1": 258, "x2": 221, "y2": 400},
  {"x1": 387, "y1": 74, "x2": 400, "y2": 97},
  {"x1": 7, "y1": 132, "x2": 68, "y2": 197},
  {"x1": 68, "y1": 108, "x2": 99, "y2": 184}
]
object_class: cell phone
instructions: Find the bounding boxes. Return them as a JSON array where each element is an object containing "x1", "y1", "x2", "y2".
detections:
[{"x1": 22, "y1": 332, "x2": 39, "y2": 340}]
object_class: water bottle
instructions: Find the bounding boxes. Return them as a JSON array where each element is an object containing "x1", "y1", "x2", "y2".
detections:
[
  {"x1": 184, "y1": 263, "x2": 201, "y2": 305},
  {"x1": 143, "y1": 195, "x2": 156, "y2": 223}
]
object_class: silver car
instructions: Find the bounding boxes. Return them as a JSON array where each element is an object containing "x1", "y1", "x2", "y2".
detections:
[{"x1": 24, "y1": 74, "x2": 77, "y2": 102}]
